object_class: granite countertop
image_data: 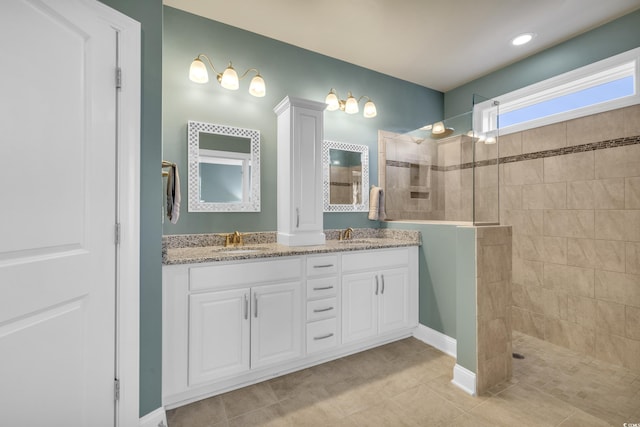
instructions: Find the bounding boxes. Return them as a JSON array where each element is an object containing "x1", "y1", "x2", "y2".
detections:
[{"x1": 163, "y1": 228, "x2": 420, "y2": 265}]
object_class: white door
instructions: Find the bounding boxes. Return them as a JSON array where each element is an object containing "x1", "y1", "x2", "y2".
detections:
[
  {"x1": 188, "y1": 289, "x2": 251, "y2": 386},
  {"x1": 378, "y1": 268, "x2": 411, "y2": 334},
  {"x1": 0, "y1": 1, "x2": 118, "y2": 425},
  {"x1": 342, "y1": 272, "x2": 378, "y2": 343},
  {"x1": 251, "y1": 282, "x2": 302, "y2": 368}
]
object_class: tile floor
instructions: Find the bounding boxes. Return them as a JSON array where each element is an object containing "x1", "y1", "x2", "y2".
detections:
[{"x1": 167, "y1": 332, "x2": 640, "y2": 426}]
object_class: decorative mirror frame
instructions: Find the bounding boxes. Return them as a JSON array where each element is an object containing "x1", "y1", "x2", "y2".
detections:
[
  {"x1": 322, "y1": 140, "x2": 369, "y2": 212},
  {"x1": 187, "y1": 120, "x2": 261, "y2": 212}
]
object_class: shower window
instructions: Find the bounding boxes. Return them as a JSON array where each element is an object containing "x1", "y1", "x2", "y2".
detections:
[{"x1": 476, "y1": 47, "x2": 639, "y2": 136}]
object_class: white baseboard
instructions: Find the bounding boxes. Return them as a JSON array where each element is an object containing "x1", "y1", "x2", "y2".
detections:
[
  {"x1": 412, "y1": 324, "x2": 457, "y2": 358},
  {"x1": 140, "y1": 407, "x2": 167, "y2": 427},
  {"x1": 452, "y1": 364, "x2": 476, "y2": 396}
]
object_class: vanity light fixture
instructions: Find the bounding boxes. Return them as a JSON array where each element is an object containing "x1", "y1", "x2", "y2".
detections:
[
  {"x1": 189, "y1": 54, "x2": 266, "y2": 97},
  {"x1": 325, "y1": 89, "x2": 377, "y2": 118}
]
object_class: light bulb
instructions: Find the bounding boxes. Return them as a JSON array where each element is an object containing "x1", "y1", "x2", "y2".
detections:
[
  {"x1": 189, "y1": 57, "x2": 208, "y2": 83},
  {"x1": 325, "y1": 90, "x2": 340, "y2": 111},
  {"x1": 249, "y1": 74, "x2": 266, "y2": 97},
  {"x1": 345, "y1": 94, "x2": 359, "y2": 114},
  {"x1": 485, "y1": 136, "x2": 497, "y2": 144},
  {"x1": 220, "y1": 64, "x2": 239, "y2": 90},
  {"x1": 363, "y1": 100, "x2": 377, "y2": 118}
]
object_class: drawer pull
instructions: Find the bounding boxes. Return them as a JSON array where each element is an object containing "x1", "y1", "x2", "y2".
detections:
[
  {"x1": 313, "y1": 307, "x2": 334, "y2": 313},
  {"x1": 313, "y1": 264, "x2": 334, "y2": 269},
  {"x1": 313, "y1": 333, "x2": 334, "y2": 341},
  {"x1": 313, "y1": 285, "x2": 334, "y2": 291}
]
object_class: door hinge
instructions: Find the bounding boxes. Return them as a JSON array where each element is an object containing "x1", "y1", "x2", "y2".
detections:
[
  {"x1": 116, "y1": 67, "x2": 122, "y2": 89},
  {"x1": 114, "y1": 378, "x2": 120, "y2": 401},
  {"x1": 115, "y1": 223, "x2": 121, "y2": 245}
]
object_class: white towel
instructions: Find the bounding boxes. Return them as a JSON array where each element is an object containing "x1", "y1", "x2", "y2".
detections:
[
  {"x1": 368, "y1": 185, "x2": 386, "y2": 221},
  {"x1": 166, "y1": 163, "x2": 181, "y2": 224}
]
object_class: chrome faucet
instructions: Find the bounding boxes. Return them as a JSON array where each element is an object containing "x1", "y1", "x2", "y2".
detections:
[{"x1": 340, "y1": 227, "x2": 354, "y2": 241}]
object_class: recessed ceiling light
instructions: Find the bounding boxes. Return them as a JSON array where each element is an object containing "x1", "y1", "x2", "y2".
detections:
[{"x1": 511, "y1": 33, "x2": 535, "y2": 46}]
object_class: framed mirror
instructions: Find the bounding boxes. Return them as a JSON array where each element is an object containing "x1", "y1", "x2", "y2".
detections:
[
  {"x1": 322, "y1": 140, "x2": 369, "y2": 212},
  {"x1": 187, "y1": 121, "x2": 260, "y2": 212}
]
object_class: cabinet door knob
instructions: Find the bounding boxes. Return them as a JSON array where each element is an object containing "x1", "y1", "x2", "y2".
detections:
[
  {"x1": 381, "y1": 274, "x2": 385, "y2": 294},
  {"x1": 375, "y1": 275, "x2": 379, "y2": 295}
]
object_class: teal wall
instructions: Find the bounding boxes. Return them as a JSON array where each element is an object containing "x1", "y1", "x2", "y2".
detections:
[
  {"x1": 455, "y1": 227, "x2": 477, "y2": 372},
  {"x1": 162, "y1": 6, "x2": 443, "y2": 235},
  {"x1": 383, "y1": 222, "x2": 459, "y2": 338},
  {"x1": 98, "y1": 0, "x2": 163, "y2": 418},
  {"x1": 445, "y1": 9, "x2": 640, "y2": 117}
]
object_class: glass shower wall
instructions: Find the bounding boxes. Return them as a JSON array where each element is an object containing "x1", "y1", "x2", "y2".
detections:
[
  {"x1": 472, "y1": 94, "x2": 500, "y2": 225},
  {"x1": 379, "y1": 95, "x2": 500, "y2": 224}
]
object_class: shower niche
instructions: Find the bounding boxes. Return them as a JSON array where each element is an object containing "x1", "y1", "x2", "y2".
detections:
[{"x1": 379, "y1": 95, "x2": 500, "y2": 225}]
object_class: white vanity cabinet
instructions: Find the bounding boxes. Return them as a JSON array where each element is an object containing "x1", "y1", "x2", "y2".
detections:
[
  {"x1": 274, "y1": 96, "x2": 327, "y2": 246},
  {"x1": 188, "y1": 288, "x2": 250, "y2": 386},
  {"x1": 250, "y1": 282, "x2": 302, "y2": 369},
  {"x1": 163, "y1": 245, "x2": 418, "y2": 408},
  {"x1": 188, "y1": 281, "x2": 302, "y2": 387},
  {"x1": 305, "y1": 255, "x2": 340, "y2": 354},
  {"x1": 342, "y1": 249, "x2": 413, "y2": 344},
  {"x1": 163, "y1": 256, "x2": 304, "y2": 404}
]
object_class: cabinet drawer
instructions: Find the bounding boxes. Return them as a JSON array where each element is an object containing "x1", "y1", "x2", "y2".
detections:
[
  {"x1": 306, "y1": 277, "x2": 338, "y2": 299},
  {"x1": 306, "y1": 297, "x2": 337, "y2": 322},
  {"x1": 306, "y1": 318, "x2": 337, "y2": 354},
  {"x1": 342, "y1": 248, "x2": 409, "y2": 273},
  {"x1": 190, "y1": 257, "x2": 302, "y2": 291},
  {"x1": 306, "y1": 255, "x2": 338, "y2": 276}
]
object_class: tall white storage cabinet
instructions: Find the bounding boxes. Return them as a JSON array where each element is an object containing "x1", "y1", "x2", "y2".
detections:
[{"x1": 274, "y1": 96, "x2": 327, "y2": 246}]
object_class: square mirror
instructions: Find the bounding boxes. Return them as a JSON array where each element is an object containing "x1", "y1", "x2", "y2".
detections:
[
  {"x1": 322, "y1": 140, "x2": 369, "y2": 212},
  {"x1": 187, "y1": 121, "x2": 260, "y2": 212}
]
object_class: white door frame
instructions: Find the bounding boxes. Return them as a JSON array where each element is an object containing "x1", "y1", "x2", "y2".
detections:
[{"x1": 89, "y1": 1, "x2": 141, "y2": 425}]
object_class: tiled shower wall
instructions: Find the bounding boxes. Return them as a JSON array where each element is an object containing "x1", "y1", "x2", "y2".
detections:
[
  {"x1": 500, "y1": 104, "x2": 640, "y2": 373},
  {"x1": 380, "y1": 132, "x2": 500, "y2": 223}
]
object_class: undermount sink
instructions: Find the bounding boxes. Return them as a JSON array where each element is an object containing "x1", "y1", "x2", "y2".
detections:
[
  {"x1": 337, "y1": 239, "x2": 378, "y2": 244},
  {"x1": 215, "y1": 246, "x2": 266, "y2": 254}
]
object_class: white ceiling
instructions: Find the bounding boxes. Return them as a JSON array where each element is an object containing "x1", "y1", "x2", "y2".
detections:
[{"x1": 164, "y1": 0, "x2": 640, "y2": 92}]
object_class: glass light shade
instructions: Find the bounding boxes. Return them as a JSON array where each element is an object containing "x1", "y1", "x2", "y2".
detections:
[
  {"x1": 189, "y1": 58, "x2": 209, "y2": 83},
  {"x1": 249, "y1": 74, "x2": 266, "y2": 97},
  {"x1": 220, "y1": 65, "x2": 239, "y2": 90},
  {"x1": 325, "y1": 91, "x2": 340, "y2": 111},
  {"x1": 363, "y1": 100, "x2": 377, "y2": 118},
  {"x1": 345, "y1": 95, "x2": 359, "y2": 114},
  {"x1": 484, "y1": 136, "x2": 497, "y2": 144},
  {"x1": 432, "y1": 121, "x2": 445, "y2": 134}
]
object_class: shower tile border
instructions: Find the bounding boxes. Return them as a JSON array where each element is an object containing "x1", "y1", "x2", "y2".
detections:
[{"x1": 386, "y1": 134, "x2": 640, "y2": 172}]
